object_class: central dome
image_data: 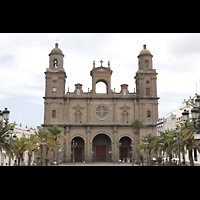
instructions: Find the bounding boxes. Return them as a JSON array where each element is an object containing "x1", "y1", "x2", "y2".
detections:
[
  {"x1": 138, "y1": 44, "x2": 152, "y2": 57},
  {"x1": 49, "y1": 43, "x2": 64, "y2": 56}
]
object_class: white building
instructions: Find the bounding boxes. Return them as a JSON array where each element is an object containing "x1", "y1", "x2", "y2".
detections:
[
  {"x1": 157, "y1": 101, "x2": 191, "y2": 136},
  {"x1": 157, "y1": 97, "x2": 200, "y2": 166},
  {"x1": 1, "y1": 124, "x2": 36, "y2": 166}
]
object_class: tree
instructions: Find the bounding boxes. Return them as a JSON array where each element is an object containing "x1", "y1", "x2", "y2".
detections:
[
  {"x1": 26, "y1": 134, "x2": 40, "y2": 166},
  {"x1": 12, "y1": 137, "x2": 29, "y2": 166},
  {"x1": 0, "y1": 123, "x2": 13, "y2": 159},
  {"x1": 35, "y1": 130, "x2": 57, "y2": 165},
  {"x1": 131, "y1": 118, "x2": 147, "y2": 132},
  {"x1": 178, "y1": 122, "x2": 200, "y2": 166},
  {"x1": 131, "y1": 118, "x2": 146, "y2": 162},
  {"x1": 47, "y1": 125, "x2": 64, "y2": 161},
  {"x1": 136, "y1": 133, "x2": 156, "y2": 166}
]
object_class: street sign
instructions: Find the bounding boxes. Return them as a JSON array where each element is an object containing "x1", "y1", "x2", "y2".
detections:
[{"x1": 194, "y1": 134, "x2": 200, "y2": 140}]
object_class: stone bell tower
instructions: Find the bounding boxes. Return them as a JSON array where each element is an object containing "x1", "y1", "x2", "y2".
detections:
[
  {"x1": 135, "y1": 44, "x2": 158, "y2": 98},
  {"x1": 44, "y1": 43, "x2": 66, "y2": 125},
  {"x1": 134, "y1": 44, "x2": 159, "y2": 126},
  {"x1": 45, "y1": 43, "x2": 66, "y2": 97}
]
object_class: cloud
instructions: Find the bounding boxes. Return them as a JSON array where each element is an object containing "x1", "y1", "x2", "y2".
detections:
[
  {"x1": 167, "y1": 33, "x2": 200, "y2": 56},
  {"x1": 1, "y1": 33, "x2": 200, "y2": 129}
]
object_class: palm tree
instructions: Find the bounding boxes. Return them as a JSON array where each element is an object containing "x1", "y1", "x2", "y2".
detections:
[
  {"x1": 178, "y1": 121, "x2": 200, "y2": 166},
  {"x1": 131, "y1": 118, "x2": 147, "y2": 133},
  {"x1": 36, "y1": 130, "x2": 57, "y2": 165},
  {"x1": 47, "y1": 125, "x2": 64, "y2": 161},
  {"x1": 26, "y1": 134, "x2": 40, "y2": 166},
  {"x1": 136, "y1": 133, "x2": 156, "y2": 165},
  {"x1": 131, "y1": 118, "x2": 146, "y2": 162},
  {"x1": 162, "y1": 129, "x2": 185, "y2": 166},
  {"x1": 12, "y1": 137, "x2": 29, "y2": 166},
  {"x1": 0, "y1": 123, "x2": 13, "y2": 160}
]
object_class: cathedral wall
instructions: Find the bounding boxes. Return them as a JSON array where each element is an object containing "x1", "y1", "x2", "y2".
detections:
[
  {"x1": 115, "y1": 99, "x2": 134, "y2": 123},
  {"x1": 117, "y1": 127, "x2": 134, "y2": 140}
]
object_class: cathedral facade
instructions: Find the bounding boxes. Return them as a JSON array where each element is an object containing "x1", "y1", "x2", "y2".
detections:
[{"x1": 42, "y1": 43, "x2": 159, "y2": 163}]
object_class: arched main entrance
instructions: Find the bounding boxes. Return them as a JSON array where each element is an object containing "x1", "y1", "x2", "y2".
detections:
[
  {"x1": 119, "y1": 137, "x2": 132, "y2": 162},
  {"x1": 92, "y1": 134, "x2": 112, "y2": 162},
  {"x1": 71, "y1": 137, "x2": 85, "y2": 162}
]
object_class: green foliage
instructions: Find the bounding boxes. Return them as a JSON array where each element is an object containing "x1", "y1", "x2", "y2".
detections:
[
  {"x1": 0, "y1": 123, "x2": 15, "y2": 158},
  {"x1": 2, "y1": 124, "x2": 65, "y2": 166},
  {"x1": 131, "y1": 118, "x2": 146, "y2": 131},
  {"x1": 156, "y1": 156, "x2": 163, "y2": 165},
  {"x1": 138, "y1": 154, "x2": 143, "y2": 166}
]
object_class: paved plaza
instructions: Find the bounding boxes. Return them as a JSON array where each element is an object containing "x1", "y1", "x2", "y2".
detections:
[{"x1": 59, "y1": 162, "x2": 139, "y2": 166}]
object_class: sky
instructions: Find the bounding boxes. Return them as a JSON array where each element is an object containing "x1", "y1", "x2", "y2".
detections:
[{"x1": 0, "y1": 33, "x2": 200, "y2": 130}]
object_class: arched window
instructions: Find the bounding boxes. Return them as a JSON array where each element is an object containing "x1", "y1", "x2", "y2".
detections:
[
  {"x1": 146, "y1": 88, "x2": 150, "y2": 96},
  {"x1": 75, "y1": 111, "x2": 81, "y2": 123},
  {"x1": 52, "y1": 110, "x2": 56, "y2": 118},
  {"x1": 122, "y1": 111, "x2": 128, "y2": 123},
  {"x1": 53, "y1": 59, "x2": 58, "y2": 68},
  {"x1": 147, "y1": 110, "x2": 151, "y2": 118},
  {"x1": 145, "y1": 60, "x2": 149, "y2": 68}
]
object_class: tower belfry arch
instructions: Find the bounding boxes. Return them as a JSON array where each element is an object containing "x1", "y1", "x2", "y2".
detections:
[{"x1": 90, "y1": 60, "x2": 113, "y2": 94}]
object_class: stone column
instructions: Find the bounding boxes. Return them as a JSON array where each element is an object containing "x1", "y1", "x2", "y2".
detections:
[
  {"x1": 65, "y1": 126, "x2": 70, "y2": 163},
  {"x1": 113, "y1": 126, "x2": 117, "y2": 162},
  {"x1": 86, "y1": 126, "x2": 91, "y2": 162}
]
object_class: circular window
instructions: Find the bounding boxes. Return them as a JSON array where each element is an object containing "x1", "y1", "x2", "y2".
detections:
[
  {"x1": 146, "y1": 80, "x2": 150, "y2": 85},
  {"x1": 95, "y1": 105, "x2": 109, "y2": 120}
]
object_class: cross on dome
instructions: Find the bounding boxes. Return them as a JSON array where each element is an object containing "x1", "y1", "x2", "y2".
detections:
[{"x1": 100, "y1": 60, "x2": 103, "y2": 67}]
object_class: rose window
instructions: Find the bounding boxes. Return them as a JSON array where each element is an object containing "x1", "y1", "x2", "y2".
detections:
[{"x1": 95, "y1": 105, "x2": 108, "y2": 120}]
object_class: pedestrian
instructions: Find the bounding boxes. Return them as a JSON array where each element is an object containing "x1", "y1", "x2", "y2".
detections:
[
  {"x1": 21, "y1": 159, "x2": 26, "y2": 166},
  {"x1": 13, "y1": 160, "x2": 17, "y2": 166}
]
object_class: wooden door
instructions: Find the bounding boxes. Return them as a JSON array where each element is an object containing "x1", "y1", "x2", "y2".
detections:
[
  {"x1": 96, "y1": 145, "x2": 106, "y2": 162},
  {"x1": 120, "y1": 147, "x2": 128, "y2": 161},
  {"x1": 75, "y1": 147, "x2": 82, "y2": 162}
]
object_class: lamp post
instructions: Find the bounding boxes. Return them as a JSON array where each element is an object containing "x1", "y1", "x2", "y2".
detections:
[
  {"x1": 57, "y1": 140, "x2": 60, "y2": 166},
  {"x1": 41, "y1": 137, "x2": 46, "y2": 166},
  {"x1": 5, "y1": 127, "x2": 17, "y2": 166},
  {"x1": 71, "y1": 140, "x2": 77, "y2": 164},
  {"x1": 0, "y1": 108, "x2": 10, "y2": 129},
  {"x1": 131, "y1": 141, "x2": 134, "y2": 166},
  {"x1": 182, "y1": 96, "x2": 200, "y2": 135},
  {"x1": 115, "y1": 140, "x2": 121, "y2": 164},
  {"x1": 144, "y1": 136, "x2": 149, "y2": 166},
  {"x1": 173, "y1": 126, "x2": 182, "y2": 166}
]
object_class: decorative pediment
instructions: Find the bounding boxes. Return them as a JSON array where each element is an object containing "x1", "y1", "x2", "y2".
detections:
[
  {"x1": 120, "y1": 104, "x2": 130, "y2": 110},
  {"x1": 90, "y1": 66, "x2": 113, "y2": 76},
  {"x1": 73, "y1": 104, "x2": 84, "y2": 110}
]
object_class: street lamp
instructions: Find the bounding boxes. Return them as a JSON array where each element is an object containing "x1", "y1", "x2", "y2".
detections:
[
  {"x1": 70, "y1": 140, "x2": 77, "y2": 164},
  {"x1": 182, "y1": 96, "x2": 200, "y2": 134},
  {"x1": 5, "y1": 127, "x2": 17, "y2": 166},
  {"x1": 173, "y1": 126, "x2": 182, "y2": 166},
  {"x1": 57, "y1": 140, "x2": 60, "y2": 166},
  {"x1": 115, "y1": 140, "x2": 121, "y2": 164},
  {"x1": 144, "y1": 136, "x2": 149, "y2": 166},
  {"x1": 0, "y1": 108, "x2": 10, "y2": 129},
  {"x1": 195, "y1": 96, "x2": 200, "y2": 108},
  {"x1": 131, "y1": 141, "x2": 134, "y2": 166},
  {"x1": 41, "y1": 137, "x2": 46, "y2": 166}
]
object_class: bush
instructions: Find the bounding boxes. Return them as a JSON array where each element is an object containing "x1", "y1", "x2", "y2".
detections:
[
  {"x1": 156, "y1": 156, "x2": 163, "y2": 166},
  {"x1": 138, "y1": 154, "x2": 144, "y2": 166}
]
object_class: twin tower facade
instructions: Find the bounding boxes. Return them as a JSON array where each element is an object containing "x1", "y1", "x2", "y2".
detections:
[{"x1": 43, "y1": 43, "x2": 159, "y2": 163}]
